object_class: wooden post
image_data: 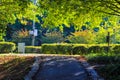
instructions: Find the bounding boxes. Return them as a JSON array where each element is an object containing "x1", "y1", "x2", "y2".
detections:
[{"x1": 106, "y1": 32, "x2": 110, "y2": 53}]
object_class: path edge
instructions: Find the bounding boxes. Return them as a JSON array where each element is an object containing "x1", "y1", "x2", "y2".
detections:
[
  {"x1": 24, "y1": 56, "x2": 41, "y2": 80},
  {"x1": 80, "y1": 60, "x2": 104, "y2": 80}
]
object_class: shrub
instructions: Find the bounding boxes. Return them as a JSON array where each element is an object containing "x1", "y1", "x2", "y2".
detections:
[
  {"x1": 42, "y1": 44, "x2": 58, "y2": 54},
  {"x1": 86, "y1": 53, "x2": 120, "y2": 64},
  {"x1": 41, "y1": 31, "x2": 65, "y2": 43},
  {"x1": 88, "y1": 45, "x2": 101, "y2": 53},
  {"x1": 41, "y1": 44, "x2": 120, "y2": 54},
  {"x1": 12, "y1": 29, "x2": 31, "y2": 45},
  {"x1": 0, "y1": 42, "x2": 16, "y2": 53},
  {"x1": 112, "y1": 44, "x2": 120, "y2": 54},
  {"x1": 67, "y1": 30, "x2": 96, "y2": 44},
  {"x1": 97, "y1": 64, "x2": 120, "y2": 80},
  {"x1": 86, "y1": 53, "x2": 120, "y2": 80},
  {"x1": 87, "y1": 44, "x2": 111, "y2": 53},
  {"x1": 41, "y1": 44, "x2": 73, "y2": 54},
  {"x1": 56, "y1": 44, "x2": 73, "y2": 54},
  {"x1": 100, "y1": 45, "x2": 113, "y2": 53},
  {"x1": 25, "y1": 46, "x2": 41, "y2": 53},
  {"x1": 72, "y1": 44, "x2": 88, "y2": 54}
]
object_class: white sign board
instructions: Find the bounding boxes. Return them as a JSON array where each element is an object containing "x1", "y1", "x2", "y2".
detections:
[
  {"x1": 18, "y1": 43, "x2": 25, "y2": 53},
  {"x1": 34, "y1": 29, "x2": 38, "y2": 36},
  {"x1": 29, "y1": 30, "x2": 34, "y2": 35}
]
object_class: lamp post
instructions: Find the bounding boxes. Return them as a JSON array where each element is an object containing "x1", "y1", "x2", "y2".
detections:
[{"x1": 31, "y1": 0, "x2": 37, "y2": 46}]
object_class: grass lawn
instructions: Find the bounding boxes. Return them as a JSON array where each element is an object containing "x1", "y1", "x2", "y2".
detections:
[
  {"x1": 0, "y1": 54, "x2": 34, "y2": 80},
  {"x1": 85, "y1": 53, "x2": 120, "y2": 80}
]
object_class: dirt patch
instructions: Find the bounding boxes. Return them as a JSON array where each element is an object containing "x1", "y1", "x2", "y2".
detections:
[{"x1": 0, "y1": 55, "x2": 34, "y2": 80}]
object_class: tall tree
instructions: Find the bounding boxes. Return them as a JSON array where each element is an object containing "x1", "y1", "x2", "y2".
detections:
[
  {"x1": 0, "y1": 0, "x2": 30, "y2": 41},
  {"x1": 37, "y1": 0, "x2": 120, "y2": 29}
]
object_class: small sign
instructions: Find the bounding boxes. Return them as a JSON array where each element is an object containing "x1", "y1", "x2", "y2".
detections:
[
  {"x1": 18, "y1": 43, "x2": 25, "y2": 53},
  {"x1": 34, "y1": 29, "x2": 38, "y2": 36}
]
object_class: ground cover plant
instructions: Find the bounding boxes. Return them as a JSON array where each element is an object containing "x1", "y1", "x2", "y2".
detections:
[
  {"x1": 0, "y1": 55, "x2": 34, "y2": 80},
  {"x1": 85, "y1": 53, "x2": 120, "y2": 80}
]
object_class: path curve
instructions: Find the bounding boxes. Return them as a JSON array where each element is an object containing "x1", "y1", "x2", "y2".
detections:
[{"x1": 33, "y1": 57, "x2": 89, "y2": 80}]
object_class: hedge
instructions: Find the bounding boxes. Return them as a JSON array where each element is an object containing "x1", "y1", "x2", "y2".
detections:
[
  {"x1": 72, "y1": 44, "x2": 88, "y2": 54},
  {"x1": 25, "y1": 46, "x2": 41, "y2": 53},
  {"x1": 42, "y1": 44, "x2": 73, "y2": 54},
  {"x1": 1, "y1": 42, "x2": 120, "y2": 54},
  {"x1": 112, "y1": 44, "x2": 120, "y2": 54},
  {"x1": 0, "y1": 42, "x2": 16, "y2": 53},
  {"x1": 41, "y1": 44, "x2": 120, "y2": 54}
]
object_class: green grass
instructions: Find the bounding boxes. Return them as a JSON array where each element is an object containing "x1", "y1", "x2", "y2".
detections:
[{"x1": 85, "y1": 53, "x2": 120, "y2": 80}]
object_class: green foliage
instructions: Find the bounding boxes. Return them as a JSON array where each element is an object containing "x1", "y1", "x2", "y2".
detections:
[
  {"x1": 0, "y1": 0, "x2": 30, "y2": 41},
  {"x1": 97, "y1": 64, "x2": 120, "y2": 80},
  {"x1": 37, "y1": 0, "x2": 120, "y2": 29},
  {"x1": 0, "y1": 42, "x2": 16, "y2": 53},
  {"x1": 86, "y1": 53, "x2": 120, "y2": 64},
  {"x1": 12, "y1": 29, "x2": 31, "y2": 45},
  {"x1": 72, "y1": 44, "x2": 88, "y2": 55},
  {"x1": 67, "y1": 30, "x2": 96, "y2": 44},
  {"x1": 86, "y1": 53, "x2": 120, "y2": 80},
  {"x1": 88, "y1": 45, "x2": 101, "y2": 53},
  {"x1": 95, "y1": 28, "x2": 107, "y2": 43},
  {"x1": 41, "y1": 31, "x2": 65, "y2": 43},
  {"x1": 113, "y1": 45, "x2": 120, "y2": 54},
  {"x1": 41, "y1": 44, "x2": 72, "y2": 54},
  {"x1": 25, "y1": 46, "x2": 41, "y2": 53},
  {"x1": 41, "y1": 44, "x2": 120, "y2": 54}
]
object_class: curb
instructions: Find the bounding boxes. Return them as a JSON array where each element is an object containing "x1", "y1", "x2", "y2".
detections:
[
  {"x1": 80, "y1": 60, "x2": 104, "y2": 80},
  {"x1": 24, "y1": 56, "x2": 41, "y2": 80}
]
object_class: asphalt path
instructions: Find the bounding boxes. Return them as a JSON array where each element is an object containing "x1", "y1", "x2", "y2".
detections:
[{"x1": 34, "y1": 57, "x2": 89, "y2": 80}]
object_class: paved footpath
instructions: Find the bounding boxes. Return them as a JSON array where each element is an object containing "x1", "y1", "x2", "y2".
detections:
[{"x1": 33, "y1": 56, "x2": 90, "y2": 80}]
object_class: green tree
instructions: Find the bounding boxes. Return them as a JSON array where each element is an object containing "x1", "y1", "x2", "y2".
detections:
[
  {"x1": 0, "y1": 0, "x2": 30, "y2": 41},
  {"x1": 37, "y1": 0, "x2": 120, "y2": 29}
]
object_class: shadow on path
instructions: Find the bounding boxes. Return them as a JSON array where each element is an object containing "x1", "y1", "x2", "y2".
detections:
[{"x1": 33, "y1": 57, "x2": 89, "y2": 80}]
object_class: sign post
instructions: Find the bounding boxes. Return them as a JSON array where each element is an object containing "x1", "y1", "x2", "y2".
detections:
[{"x1": 106, "y1": 32, "x2": 110, "y2": 53}]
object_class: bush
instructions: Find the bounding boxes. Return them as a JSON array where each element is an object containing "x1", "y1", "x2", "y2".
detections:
[
  {"x1": 112, "y1": 45, "x2": 120, "y2": 54},
  {"x1": 67, "y1": 30, "x2": 96, "y2": 44},
  {"x1": 25, "y1": 46, "x2": 41, "y2": 53},
  {"x1": 97, "y1": 64, "x2": 120, "y2": 80},
  {"x1": 41, "y1": 31, "x2": 65, "y2": 43},
  {"x1": 41, "y1": 44, "x2": 73, "y2": 54},
  {"x1": 87, "y1": 44, "x2": 112, "y2": 53},
  {"x1": 12, "y1": 29, "x2": 32, "y2": 45},
  {"x1": 88, "y1": 45, "x2": 101, "y2": 53},
  {"x1": 86, "y1": 53, "x2": 120, "y2": 64},
  {"x1": 41, "y1": 44, "x2": 120, "y2": 54},
  {"x1": 72, "y1": 44, "x2": 88, "y2": 54},
  {"x1": 86, "y1": 53, "x2": 120, "y2": 80},
  {"x1": 0, "y1": 42, "x2": 16, "y2": 53}
]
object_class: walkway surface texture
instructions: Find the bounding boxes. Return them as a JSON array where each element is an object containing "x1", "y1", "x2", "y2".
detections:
[{"x1": 33, "y1": 56, "x2": 89, "y2": 80}]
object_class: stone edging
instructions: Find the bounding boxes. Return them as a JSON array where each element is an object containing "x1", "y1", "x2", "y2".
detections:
[
  {"x1": 24, "y1": 56, "x2": 41, "y2": 80},
  {"x1": 80, "y1": 60, "x2": 104, "y2": 80}
]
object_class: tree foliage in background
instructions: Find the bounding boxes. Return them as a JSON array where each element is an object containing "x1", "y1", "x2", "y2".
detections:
[
  {"x1": 0, "y1": 0, "x2": 31, "y2": 41},
  {"x1": 1, "y1": 0, "x2": 120, "y2": 44},
  {"x1": 67, "y1": 30, "x2": 96, "y2": 44},
  {"x1": 37, "y1": 0, "x2": 120, "y2": 28},
  {"x1": 41, "y1": 31, "x2": 65, "y2": 43}
]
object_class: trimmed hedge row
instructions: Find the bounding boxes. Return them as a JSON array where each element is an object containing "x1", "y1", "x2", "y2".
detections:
[
  {"x1": 25, "y1": 46, "x2": 41, "y2": 53},
  {"x1": 14, "y1": 46, "x2": 41, "y2": 53},
  {"x1": 1, "y1": 42, "x2": 120, "y2": 54},
  {"x1": 0, "y1": 42, "x2": 16, "y2": 53},
  {"x1": 41, "y1": 44, "x2": 120, "y2": 54},
  {"x1": 42, "y1": 44, "x2": 73, "y2": 54}
]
